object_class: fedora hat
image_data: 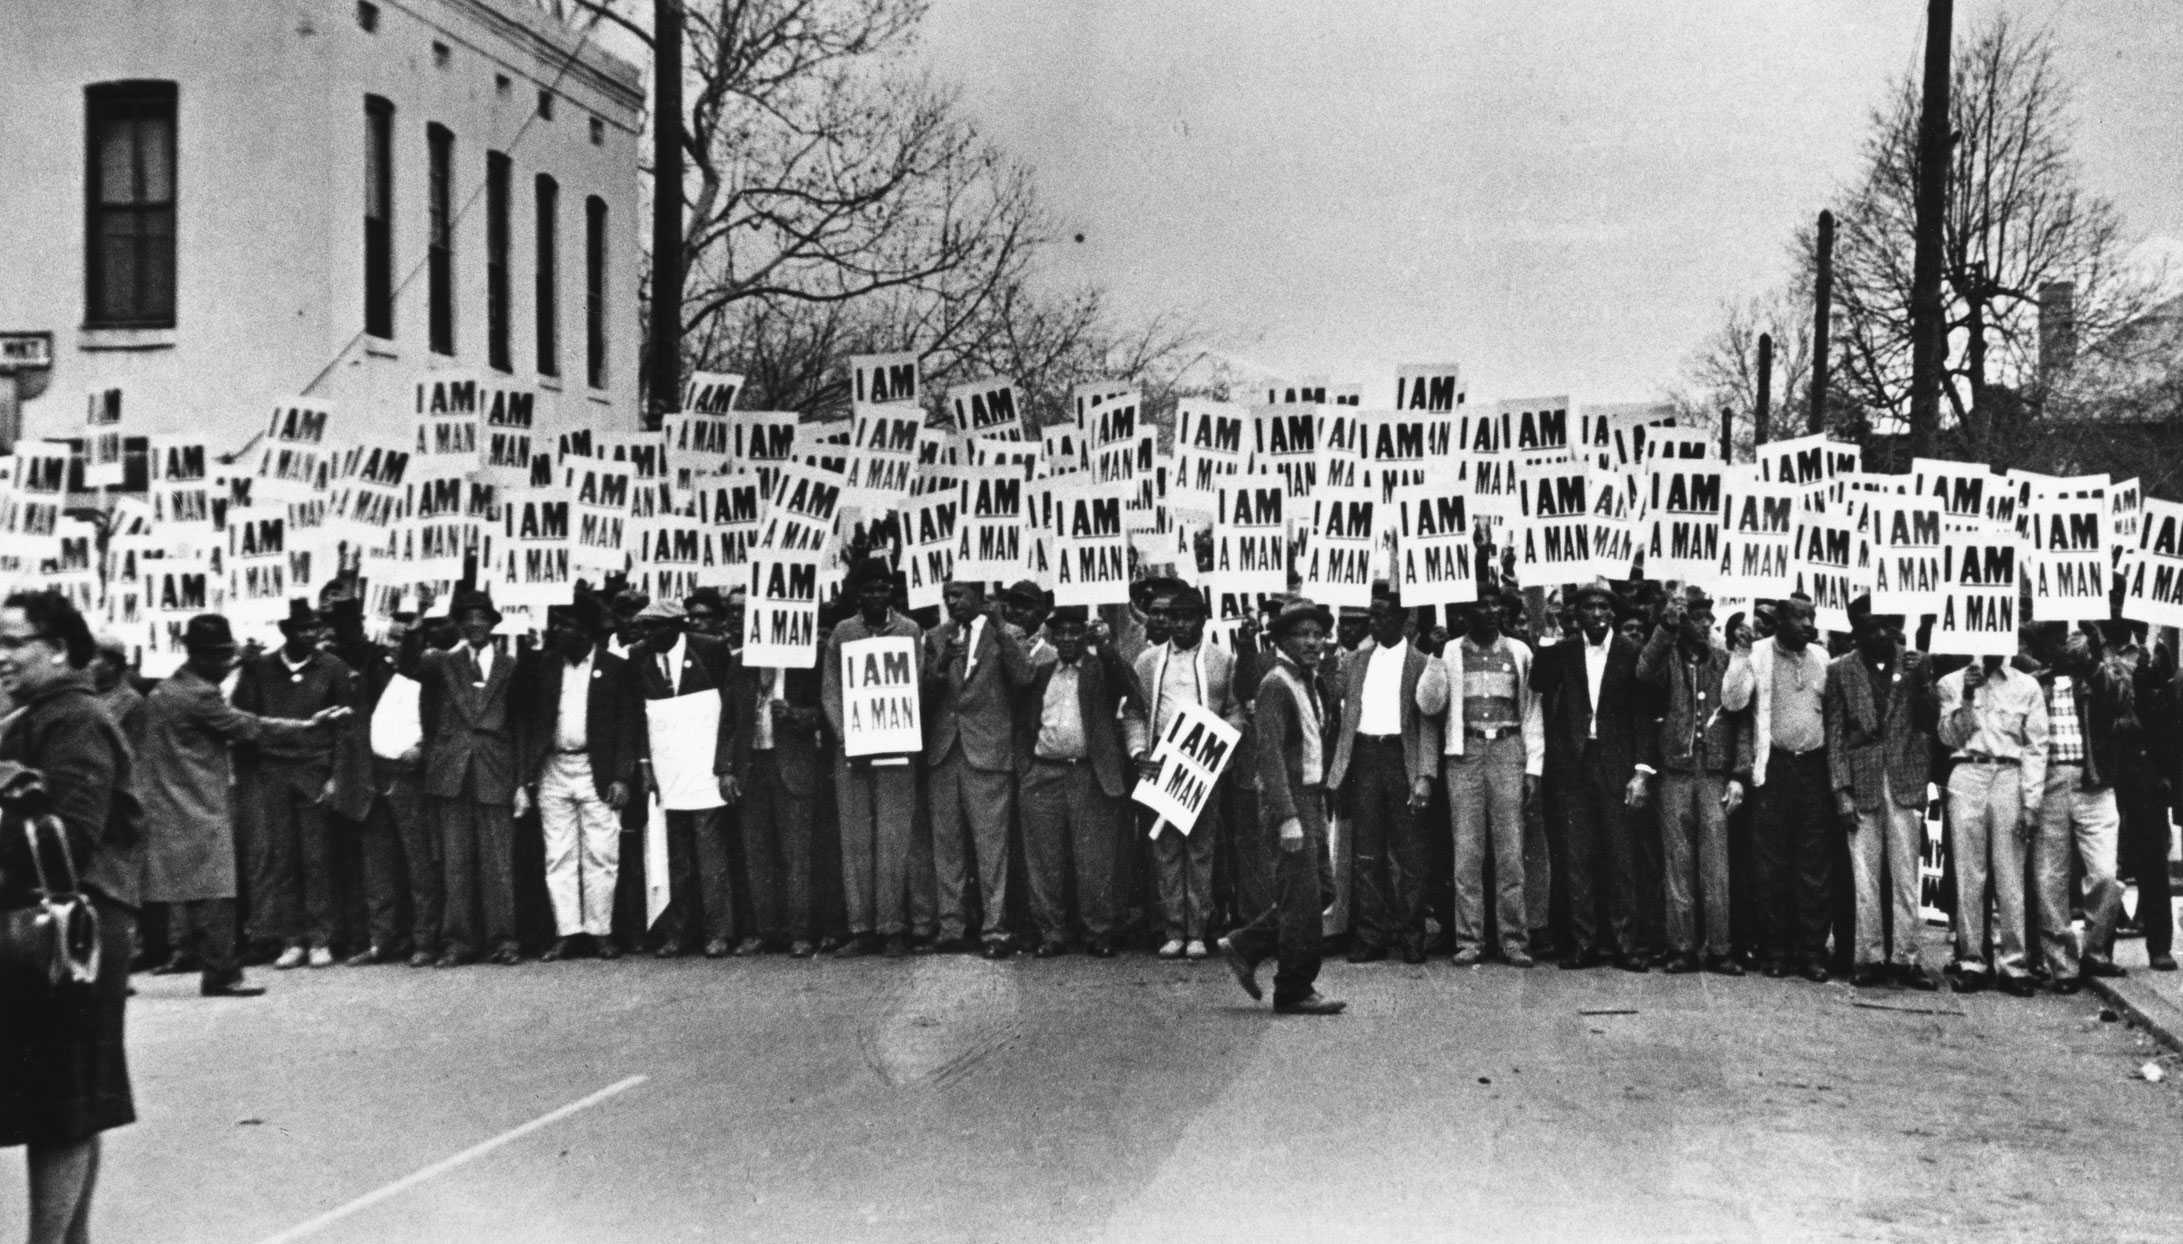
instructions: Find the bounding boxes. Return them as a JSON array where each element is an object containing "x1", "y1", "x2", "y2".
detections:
[{"x1": 1268, "y1": 596, "x2": 1334, "y2": 639}]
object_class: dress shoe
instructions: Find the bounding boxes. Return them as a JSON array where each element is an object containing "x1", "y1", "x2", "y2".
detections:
[
  {"x1": 489, "y1": 945, "x2": 522, "y2": 966},
  {"x1": 1503, "y1": 949, "x2": 1536, "y2": 969},
  {"x1": 980, "y1": 938, "x2": 1013, "y2": 960},
  {"x1": 1559, "y1": 949, "x2": 1605, "y2": 970},
  {"x1": 308, "y1": 946, "x2": 336, "y2": 969},
  {"x1": 732, "y1": 937, "x2": 766, "y2": 957},
  {"x1": 1087, "y1": 939, "x2": 1117, "y2": 959},
  {"x1": 1705, "y1": 955, "x2": 1746, "y2": 977},
  {"x1": 596, "y1": 940, "x2": 623, "y2": 961},
  {"x1": 200, "y1": 978, "x2": 267, "y2": 998},
  {"x1": 434, "y1": 949, "x2": 472, "y2": 969},
  {"x1": 1849, "y1": 965, "x2": 1887, "y2": 988},
  {"x1": 1218, "y1": 936, "x2": 1263, "y2": 1001},
  {"x1": 343, "y1": 946, "x2": 387, "y2": 968},
  {"x1": 1156, "y1": 939, "x2": 1186, "y2": 959},
  {"x1": 2150, "y1": 952, "x2": 2178, "y2": 972},
  {"x1": 1896, "y1": 965, "x2": 1939, "y2": 991},
  {"x1": 540, "y1": 938, "x2": 574, "y2": 963},
  {"x1": 655, "y1": 943, "x2": 683, "y2": 960},
  {"x1": 1401, "y1": 942, "x2": 1426, "y2": 965},
  {"x1": 403, "y1": 950, "x2": 433, "y2": 968},
  {"x1": 1761, "y1": 959, "x2": 1791, "y2": 980},
  {"x1": 1997, "y1": 974, "x2": 2037, "y2": 998},
  {"x1": 273, "y1": 945, "x2": 307, "y2": 970},
  {"x1": 1185, "y1": 939, "x2": 1210, "y2": 961},
  {"x1": 1034, "y1": 940, "x2": 1067, "y2": 959},
  {"x1": 1949, "y1": 969, "x2": 1988, "y2": 994},
  {"x1": 930, "y1": 936, "x2": 974, "y2": 956},
  {"x1": 1616, "y1": 954, "x2": 1651, "y2": 974},
  {"x1": 703, "y1": 938, "x2": 732, "y2": 959},
  {"x1": 153, "y1": 953, "x2": 201, "y2": 976},
  {"x1": 1799, "y1": 963, "x2": 1831, "y2": 985},
  {"x1": 2115, "y1": 917, "x2": 2144, "y2": 940},
  {"x1": 832, "y1": 935, "x2": 874, "y2": 958},
  {"x1": 1449, "y1": 947, "x2": 1484, "y2": 967},
  {"x1": 2053, "y1": 978, "x2": 2085, "y2": 995},
  {"x1": 1347, "y1": 944, "x2": 1387, "y2": 964},
  {"x1": 788, "y1": 940, "x2": 817, "y2": 959},
  {"x1": 882, "y1": 934, "x2": 910, "y2": 958},
  {"x1": 2083, "y1": 958, "x2": 2127, "y2": 979},
  {"x1": 1662, "y1": 954, "x2": 1701, "y2": 975},
  {"x1": 1273, "y1": 992, "x2": 1347, "y2": 1016}
]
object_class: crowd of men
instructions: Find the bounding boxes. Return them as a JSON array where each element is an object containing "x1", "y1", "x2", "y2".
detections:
[{"x1": 103, "y1": 560, "x2": 2179, "y2": 1015}]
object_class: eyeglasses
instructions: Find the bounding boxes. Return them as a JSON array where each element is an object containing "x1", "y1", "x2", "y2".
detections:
[{"x1": 0, "y1": 632, "x2": 55, "y2": 652}]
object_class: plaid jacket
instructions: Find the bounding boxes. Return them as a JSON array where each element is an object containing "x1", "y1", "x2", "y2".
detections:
[{"x1": 1822, "y1": 644, "x2": 1936, "y2": 812}]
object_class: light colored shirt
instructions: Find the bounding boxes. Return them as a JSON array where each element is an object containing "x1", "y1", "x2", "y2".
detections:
[
  {"x1": 2047, "y1": 675, "x2": 2084, "y2": 765},
  {"x1": 470, "y1": 641, "x2": 494, "y2": 684},
  {"x1": 962, "y1": 615, "x2": 987, "y2": 677},
  {"x1": 1359, "y1": 638, "x2": 1407, "y2": 735},
  {"x1": 1150, "y1": 642, "x2": 1208, "y2": 743},
  {"x1": 1937, "y1": 662, "x2": 2049, "y2": 810},
  {"x1": 1460, "y1": 637, "x2": 1521, "y2": 733},
  {"x1": 1266, "y1": 657, "x2": 1324, "y2": 787},
  {"x1": 655, "y1": 635, "x2": 684, "y2": 689},
  {"x1": 1583, "y1": 634, "x2": 1611, "y2": 740},
  {"x1": 555, "y1": 651, "x2": 592, "y2": 750},
  {"x1": 752, "y1": 668, "x2": 779, "y2": 751},
  {"x1": 1036, "y1": 660, "x2": 1087, "y2": 760},
  {"x1": 1768, "y1": 640, "x2": 1827, "y2": 753}
]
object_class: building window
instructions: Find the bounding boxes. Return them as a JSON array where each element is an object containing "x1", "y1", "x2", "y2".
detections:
[
  {"x1": 364, "y1": 96, "x2": 394, "y2": 339},
  {"x1": 427, "y1": 122, "x2": 453, "y2": 355},
  {"x1": 432, "y1": 41, "x2": 451, "y2": 68},
  {"x1": 537, "y1": 90, "x2": 554, "y2": 121},
  {"x1": 85, "y1": 81, "x2": 178, "y2": 328},
  {"x1": 589, "y1": 116, "x2": 605, "y2": 146},
  {"x1": 585, "y1": 195, "x2": 607, "y2": 388},
  {"x1": 356, "y1": 2, "x2": 379, "y2": 33},
  {"x1": 486, "y1": 150, "x2": 510, "y2": 372},
  {"x1": 494, "y1": 73, "x2": 511, "y2": 98},
  {"x1": 535, "y1": 175, "x2": 558, "y2": 377}
]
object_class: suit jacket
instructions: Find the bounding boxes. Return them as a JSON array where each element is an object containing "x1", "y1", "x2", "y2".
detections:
[
  {"x1": 1014, "y1": 647, "x2": 1131, "y2": 798},
  {"x1": 733, "y1": 665, "x2": 824, "y2": 797},
  {"x1": 232, "y1": 648, "x2": 354, "y2": 793},
  {"x1": 822, "y1": 611, "x2": 927, "y2": 760},
  {"x1": 1530, "y1": 633, "x2": 1645, "y2": 783},
  {"x1": 404, "y1": 639, "x2": 521, "y2": 803},
  {"x1": 922, "y1": 614, "x2": 1032, "y2": 771},
  {"x1": 1324, "y1": 638, "x2": 1440, "y2": 790},
  {"x1": 630, "y1": 631, "x2": 738, "y2": 777},
  {"x1": 1824, "y1": 643, "x2": 1936, "y2": 812},
  {"x1": 521, "y1": 643, "x2": 642, "y2": 801}
]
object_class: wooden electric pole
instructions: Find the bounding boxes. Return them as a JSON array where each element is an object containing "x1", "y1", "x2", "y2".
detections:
[
  {"x1": 1754, "y1": 331, "x2": 1773, "y2": 447},
  {"x1": 646, "y1": 0, "x2": 684, "y2": 431},
  {"x1": 1809, "y1": 210, "x2": 1833, "y2": 436},
  {"x1": 1907, "y1": 0, "x2": 1953, "y2": 459}
]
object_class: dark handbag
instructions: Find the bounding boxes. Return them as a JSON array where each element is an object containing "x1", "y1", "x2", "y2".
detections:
[{"x1": 0, "y1": 810, "x2": 103, "y2": 989}]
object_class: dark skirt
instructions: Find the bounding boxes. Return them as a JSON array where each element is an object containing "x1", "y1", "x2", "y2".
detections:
[{"x1": 0, "y1": 898, "x2": 135, "y2": 1147}]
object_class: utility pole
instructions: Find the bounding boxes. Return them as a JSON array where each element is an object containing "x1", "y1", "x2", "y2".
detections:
[
  {"x1": 1754, "y1": 331, "x2": 1773, "y2": 447},
  {"x1": 1720, "y1": 407, "x2": 1734, "y2": 462},
  {"x1": 1810, "y1": 210, "x2": 1833, "y2": 436},
  {"x1": 1907, "y1": 0, "x2": 1953, "y2": 459},
  {"x1": 646, "y1": 0, "x2": 684, "y2": 431}
]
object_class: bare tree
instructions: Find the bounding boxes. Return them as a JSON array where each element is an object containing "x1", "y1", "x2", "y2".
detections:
[
  {"x1": 1672, "y1": 281, "x2": 1816, "y2": 456},
  {"x1": 1821, "y1": 15, "x2": 2158, "y2": 462}
]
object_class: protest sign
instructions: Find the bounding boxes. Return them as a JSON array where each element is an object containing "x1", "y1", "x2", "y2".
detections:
[
  {"x1": 563, "y1": 456, "x2": 634, "y2": 580},
  {"x1": 1515, "y1": 464, "x2": 1594, "y2": 583},
  {"x1": 680, "y1": 370, "x2": 743, "y2": 415},
  {"x1": 2111, "y1": 478, "x2": 2141, "y2": 569},
  {"x1": 848, "y1": 351, "x2": 919, "y2": 406},
  {"x1": 1085, "y1": 393, "x2": 1142, "y2": 490},
  {"x1": 1315, "y1": 404, "x2": 1367, "y2": 492},
  {"x1": 1392, "y1": 364, "x2": 1464, "y2": 413},
  {"x1": 1788, "y1": 506, "x2": 1860, "y2": 632},
  {"x1": 1209, "y1": 474, "x2": 1288, "y2": 597},
  {"x1": 225, "y1": 506, "x2": 290, "y2": 631},
  {"x1": 693, "y1": 471, "x2": 764, "y2": 573},
  {"x1": 1912, "y1": 458, "x2": 1994, "y2": 532},
  {"x1": 1931, "y1": 535, "x2": 2022, "y2": 657},
  {"x1": 1642, "y1": 461, "x2": 1724, "y2": 582},
  {"x1": 848, "y1": 404, "x2": 925, "y2": 503},
  {"x1": 399, "y1": 469, "x2": 491, "y2": 581},
  {"x1": 839, "y1": 636, "x2": 923, "y2": 757},
  {"x1": 1299, "y1": 487, "x2": 1377, "y2": 609},
  {"x1": 1711, "y1": 466, "x2": 1795, "y2": 598},
  {"x1": 2025, "y1": 485, "x2": 2109, "y2": 623},
  {"x1": 661, "y1": 411, "x2": 736, "y2": 496},
  {"x1": 632, "y1": 517, "x2": 729, "y2": 603},
  {"x1": 146, "y1": 435, "x2": 213, "y2": 532},
  {"x1": 591, "y1": 431, "x2": 675, "y2": 520},
  {"x1": 1132, "y1": 699, "x2": 1242, "y2": 835},
  {"x1": 1253, "y1": 404, "x2": 1318, "y2": 510},
  {"x1": 326, "y1": 442, "x2": 410, "y2": 552},
  {"x1": 3, "y1": 442, "x2": 71, "y2": 559},
  {"x1": 1868, "y1": 493, "x2": 1946, "y2": 616},
  {"x1": 1499, "y1": 397, "x2": 1573, "y2": 457},
  {"x1": 1393, "y1": 482, "x2": 1477, "y2": 608},
  {"x1": 1049, "y1": 478, "x2": 1131, "y2": 607},
  {"x1": 743, "y1": 552, "x2": 823, "y2": 669},
  {"x1": 473, "y1": 379, "x2": 537, "y2": 486},
  {"x1": 255, "y1": 400, "x2": 336, "y2": 503},
  {"x1": 952, "y1": 465, "x2": 1030, "y2": 583},
  {"x1": 1040, "y1": 424, "x2": 1085, "y2": 477},
  {"x1": 1173, "y1": 398, "x2": 1252, "y2": 522},
  {"x1": 84, "y1": 386, "x2": 126, "y2": 489},
  {"x1": 900, "y1": 491, "x2": 958, "y2": 610},
  {"x1": 759, "y1": 460, "x2": 848, "y2": 556},
  {"x1": 947, "y1": 377, "x2": 1024, "y2": 440},
  {"x1": 1642, "y1": 426, "x2": 1712, "y2": 463},
  {"x1": 497, "y1": 484, "x2": 573, "y2": 609},
  {"x1": 725, "y1": 410, "x2": 800, "y2": 495},
  {"x1": 1578, "y1": 402, "x2": 1676, "y2": 473},
  {"x1": 412, "y1": 376, "x2": 486, "y2": 469},
  {"x1": 1363, "y1": 408, "x2": 1445, "y2": 505},
  {"x1": 1589, "y1": 469, "x2": 1639, "y2": 582},
  {"x1": 2122, "y1": 498, "x2": 2183, "y2": 629}
]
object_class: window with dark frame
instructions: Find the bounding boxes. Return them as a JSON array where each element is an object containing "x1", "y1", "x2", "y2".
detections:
[
  {"x1": 85, "y1": 81, "x2": 178, "y2": 328},
  {"x1": 486, "y1": 150, "x2": 511, "y2": 372},
  {"x1": 535, "y1": 174, "x2": 559, "y2": 377},
  {"x1": 585, "y1": 195, "x2": 607, "y2": 389},
  {"x1": 427, "y1": 122, "x2": 454, "y2": 355},
  {"x1": 364, "y1": 95, "x2": 395, "y2": 339}
]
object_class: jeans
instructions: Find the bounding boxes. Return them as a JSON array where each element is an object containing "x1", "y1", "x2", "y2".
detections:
[
  {"x1": 1657, "y1": 771, "x2": 1732, "y2": 957},
  {"x1": 1446, "y1": 734, "x2": 1527, "y2": 955},
  {"x1": 1849, "y1": 775, "x2": 1926, "y2": 967},
  {"x1": 2032, "y1": 764, "x2": 2121, "y2": 978}
]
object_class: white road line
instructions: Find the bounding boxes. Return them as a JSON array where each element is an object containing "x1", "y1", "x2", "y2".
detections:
[{"x1": 253, "y1": 1074, "x2": 649, "y2": 1244}]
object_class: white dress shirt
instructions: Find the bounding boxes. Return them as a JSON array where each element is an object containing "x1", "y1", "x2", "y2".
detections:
[
  {"x1": 1358, "y1": 638, "x2": 1407, "y2": 735},
  {"x1": 555, "y1": 651, "x2": 592, "y2": 750},
  {"x1": 1584, "y1": 634, "x2": 1611, "y2": 740}
]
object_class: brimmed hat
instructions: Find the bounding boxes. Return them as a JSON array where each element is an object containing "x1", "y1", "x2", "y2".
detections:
[
  {"x1": 843, "y1": 558, "x2": 898, "y2": 595},
  {"x1": 635, "y1": 597, "x2": 686, "y2": 623},
  {"x1": 1570, "y1": 579, "x2": 1618, "y2": 609},
  {"x1": 1000, "y1": 578, "x2": 1050, "y2": 607},
  {"x1": 1047, "y1": 605, "x2": 1091, "y2": 627},
  {"x1": 1134, "y1": 575, "x2": 1189, "y2": 606},
  {"x1": 1679, "y1": 585, "x2": 1715, "y2": 611},
  {"x1": 1268, "y1": 596, "x2": 1334, "y2": 638},
  {"x1": 550, "y1": 592, "x2": 607, "y2": 633},
  {"x1": 683, "y1": 587, "x2": 728, "y2": 615},
  {"x1": 182, "y1": 614, "x2": 236, "y2": 651},
  {"x1": 277, "y1": 598, "x2": 322, "y2": 633},
  {"x1": 449, "y1": 588, "x2": 503, "y2": 624},
  {"x1": 1165, "y1": 585, "x2": 1207, "y2": 615}
]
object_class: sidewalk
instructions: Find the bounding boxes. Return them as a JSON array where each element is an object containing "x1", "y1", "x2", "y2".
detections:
[{"x1": 2086, "y1": 892, "x2": 2183, "y2": 1054}]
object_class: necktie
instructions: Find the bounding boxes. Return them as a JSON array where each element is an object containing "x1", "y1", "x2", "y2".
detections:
[{"x1": 660, "y1": 651, "x2": 675, "y2": 689}]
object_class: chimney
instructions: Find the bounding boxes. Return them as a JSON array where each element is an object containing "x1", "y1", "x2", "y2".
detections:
[{"x1": 2039, "y1": 281, "x2": 2077, "y2": 379}]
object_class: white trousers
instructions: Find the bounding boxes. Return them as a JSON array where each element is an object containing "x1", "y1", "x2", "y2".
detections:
[{"x1": 540, "y1": 752, "x2": 620, "y2": 937}]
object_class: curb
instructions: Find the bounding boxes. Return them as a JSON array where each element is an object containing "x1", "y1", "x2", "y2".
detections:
[{"x1": 2088, "y1": 977, "x2": 2183, "y2": 1056}]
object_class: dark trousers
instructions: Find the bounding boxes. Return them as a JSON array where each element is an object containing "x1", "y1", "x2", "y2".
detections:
[
  {"x1": 1347, "y1": 737, "x2": 1425, "y2": 952},
  {"x1": 2119, "y1": 771, "x2": 2172, "y2": 957},
  {"x1": 1021, "y1": 760, "x2": 1120, "y2": 943},
  {"x1": 1224, "y1": 777, "x2": 1274, "y2": 932},
  {"x1": 250, "y1": 776, "x2": 337, "y2": 948},
  {"x1": 1228, "y1": 788, "x2": 1332, "y2": 1005},
  {"x1": 1558, "y1": 744, "x2": 1643, "y2": 957},
  {"x1": 1754, "y1": 749, "x2": 1836, "y2": 966},
  {"x1": 929, "y1": 755, "x2": 1015, "y2": 941},
  {"x1": 436, "y1": 795, "x2": 516, "y2": 956},
  {"x1": 171, "y1": 897, "x2": 241, "y2": 988},
  {"x1": 838, "y1": 759, "x2": 930, "y2": 938},
  {"x1": 1629, "y1": 800, "x2": 1666, "y2": 957},
  {"x1": 351, "y1": 768, "x2": 437, "y2": 955},
  {"x1": 743, "y1": 752, "x2": 816, "y2": 944},
  {"x1": 658, "y1": 806, "x2": 736, "y2": 947}
]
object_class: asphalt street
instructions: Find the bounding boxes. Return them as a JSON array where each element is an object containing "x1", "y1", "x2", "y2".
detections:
[{"x1": 6, "y1": 930, "x2": 2182, "y2": 1243}]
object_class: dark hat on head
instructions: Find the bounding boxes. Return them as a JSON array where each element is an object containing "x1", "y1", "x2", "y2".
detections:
[
  {"x1": 843, "y1": 557, "x2": 898, "y2": 595},
  {"x1": 1269, "y1": 596, "x2": 1335, "y2": 638},
  {"x1": 1370, "y1": 579, "x2": 1401, "y2": 607},
  {"x1": 1000, "y1": 578, "x2": 1051, "y2": 607},
  {"x1": 1047, "y1": 605, "x2": 1091, "y2": 627},
  {"x1": 1846, "y1": 592, "x2": 1874, "y2": 621},
  {"x1": 325, "y1": 597, "x2": 364, "y2": 623},
  {"x1": 1134, "y1": 575, "x2": 1189, "y2": 605},
  {"x1": 684, "y1": 586, "x2": 728, "y2": 614},
  {"x1": 1166, "y1": 585, "x2": 1207, "y2": 615},
  {"x1": 553, "y1": 591, "x2": 607, "y2": 633},
  {"x1": 1570, "y1": 579, "x2": 1618, "y2": 609},
  {"x1": 278, "y1": 598, "x2": 322, "y2": 632},
  {"x1": 182, "y1": 614, "x2": 236, "y2": 651},
  {"x1": 610, "y1": 589, "x2": 650, "y2": 618},
  {"x1": 449, "y1": 588, "x2": 503, "y2": 624},
  {"x1": 1680, "y1": 584, "x2": 1714, "y2": 610}
]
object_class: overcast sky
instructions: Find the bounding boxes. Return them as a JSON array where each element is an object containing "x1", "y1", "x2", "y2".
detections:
[{"x1": 914, "y1": 1, "x2": 2183, "y2": 408}]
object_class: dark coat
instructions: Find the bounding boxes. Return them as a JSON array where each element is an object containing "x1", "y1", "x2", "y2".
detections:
[
  {"x1": 138, "y1": 666, "x2": 321, "y2": 902},
  {"x1": 923, "y1": 615, "x2": 1032, "y2": 771},
  {"x1": 1254, "y1": 658, "x2": 1326, "y2": 824},
  {"x1": 0, "y1": 675, "x2": 140, "y2": 910},
  {"x1": 1824, "y1": 643, "x2": 1936, "y2": 812},
  {"x1": 1013, "y1": 646, "x2": 1131, "y2": 799},
  {"x1": 232, "y1": 648, "x2": 354, "y2": 794},
  {"x1": 520, "y1": 643, "x2": 643, "y2": 801},
  {"x1": 403, "y1": 640, "x2": 522, "y2": 803},
  {"x1": 1635, "y1": 625, "x2": 1752, "y2": 779},
  {"x1": 1531, "y1": 633, "x2": 1645, "y2": 782},
  {"x1": 733, "y1": 665, "x2": 823, "y2": 797},
  {"x1": 629, "y1": 631, "x2": 738, "y2": 777},
  {"x1": 1324, "y1": 638, "x2": 1441, "y2": 790}
]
